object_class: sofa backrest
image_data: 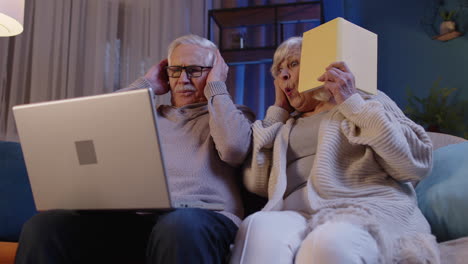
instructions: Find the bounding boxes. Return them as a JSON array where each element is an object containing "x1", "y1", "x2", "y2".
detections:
[{"x1": 0, "y1": 141, "x2": 37, "y2": 242}]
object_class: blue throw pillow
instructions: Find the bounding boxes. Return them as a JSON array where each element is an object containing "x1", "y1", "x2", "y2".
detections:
[
  {"x1": 416, "y1": 141, "x2": 468, "y2": 242},
  {"x1": 0, "y1": 141, "x2": 37, "y2": 242}
]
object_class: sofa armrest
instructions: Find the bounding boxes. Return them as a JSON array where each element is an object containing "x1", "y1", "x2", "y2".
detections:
[
  {"x1": 0, "y1": 242, "x2": 18, "y2": 264},
  {"x1": 427, "y1": 132, "x2": 467, "y2": 150}
]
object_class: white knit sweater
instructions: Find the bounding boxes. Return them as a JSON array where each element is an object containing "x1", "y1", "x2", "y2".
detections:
[{"x1": 244, "y1": 91, "x2": 440, "y2": 263}]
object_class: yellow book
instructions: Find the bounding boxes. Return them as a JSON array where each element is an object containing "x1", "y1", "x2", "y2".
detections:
[{"x1": 298, "y1": 17, "x2": 378, "y2": 95}]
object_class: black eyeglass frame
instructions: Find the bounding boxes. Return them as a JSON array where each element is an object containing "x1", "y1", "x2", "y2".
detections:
[{"x1": 165, "y1": 65, "x2": 213, "y2": 78}]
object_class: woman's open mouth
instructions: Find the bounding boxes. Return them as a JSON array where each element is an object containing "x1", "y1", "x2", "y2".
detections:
[{"x1": 285, "y1": 87, "x2": 293, "y2": 97}]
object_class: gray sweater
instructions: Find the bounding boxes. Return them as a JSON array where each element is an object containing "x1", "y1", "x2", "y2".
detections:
[
  {"x1": 244, "y1": 91, "x2": 440, "y2": 263},
  {"x1": 126, "y1": 78, "x2": 255, "y2": 226}
]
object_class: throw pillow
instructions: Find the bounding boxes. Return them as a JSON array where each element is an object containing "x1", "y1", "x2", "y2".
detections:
[{"x1": 416, "y1": 141, "x2": 468, "y2": 242}]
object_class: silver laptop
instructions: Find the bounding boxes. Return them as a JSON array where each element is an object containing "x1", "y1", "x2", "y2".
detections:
[{"x1": 13, "y1": 88, "x2": 223, "y2": 212}]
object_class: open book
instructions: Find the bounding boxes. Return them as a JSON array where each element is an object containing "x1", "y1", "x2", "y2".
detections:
[{"x1": 298, "y1": 17, "x2": 378, "y2": 95}]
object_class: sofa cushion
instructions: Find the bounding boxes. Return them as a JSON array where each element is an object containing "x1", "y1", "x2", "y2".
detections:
[
  {"x1": 0, "y1": 141, "x2": 37, "y2": 242},
  {"x1": 416, "y1": 142, "x2": 468, "y2": 242}
]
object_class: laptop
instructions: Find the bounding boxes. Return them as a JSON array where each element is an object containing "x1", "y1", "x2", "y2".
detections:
[{"x1": 12, "y1": 88, "x2": 223, "y2": 212}]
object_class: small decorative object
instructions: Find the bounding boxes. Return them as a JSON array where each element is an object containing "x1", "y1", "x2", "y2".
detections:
[
  {"x1": 230, "y1": 29, "x2": 246, "y2": 50},
  {"x1": 440, "y1": 20, "x2": 456, "y2": 34},
  {"x1": 439, "y1": 10, "x2": 457, "y2": 35}
]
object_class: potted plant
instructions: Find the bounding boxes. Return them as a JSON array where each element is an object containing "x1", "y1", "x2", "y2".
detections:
[
  {"x1": 439, "y1": 10, "x2": 457, "y2": 34},
  {"x1": 405, "y1": 79, "x2": 467, "y2": 139}
]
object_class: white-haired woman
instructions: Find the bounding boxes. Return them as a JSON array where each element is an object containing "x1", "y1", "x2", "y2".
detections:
[{"x1": 230, "y1": 37, "x2": 440, "y2": 264}]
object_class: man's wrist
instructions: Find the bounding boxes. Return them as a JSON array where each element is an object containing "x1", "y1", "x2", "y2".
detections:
[{"x1": 204, "y1": 81, "x2": 228, "y2": 99}]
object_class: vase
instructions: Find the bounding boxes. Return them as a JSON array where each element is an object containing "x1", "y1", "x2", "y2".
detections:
[{"x1": 440, "y1": 21, "x2": 456, "y2": 35}]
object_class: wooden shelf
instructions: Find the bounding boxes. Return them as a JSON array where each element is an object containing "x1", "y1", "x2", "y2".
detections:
[
  {"x1": 221, "y1": 48, "x2": 276, "y2": 65},
  {"x1": 432, "y1": 31, "x2": 462, "y2": 41},
  {"x1": 209, "y1": 2, "x2": 322, "y2": 29}
]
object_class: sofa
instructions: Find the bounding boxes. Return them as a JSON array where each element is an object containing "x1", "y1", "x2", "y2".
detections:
[
  {"x1": 0, "y1": 141, "x2": 35, "y2": 264},
  {"x1": 1, "y1": 132, "x2": 467, "y2": 264}
]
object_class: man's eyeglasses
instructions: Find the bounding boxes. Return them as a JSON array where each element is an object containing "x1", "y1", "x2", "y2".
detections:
[{"x1": 165, "y1": 66, "x2": 212, "y2": 78}]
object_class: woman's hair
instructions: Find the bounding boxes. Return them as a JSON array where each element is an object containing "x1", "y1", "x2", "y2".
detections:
[
  {"x1": 270, "y1": 36, "x2": 302, "y2": 78},
  {"x1": 167, "y1": 34, "x2": 217, "y2": 65}
]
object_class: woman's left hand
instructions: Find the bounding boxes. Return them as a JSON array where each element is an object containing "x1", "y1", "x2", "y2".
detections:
[{"x1": 317, "y1": 61, "x2": 357, "y2": 105}]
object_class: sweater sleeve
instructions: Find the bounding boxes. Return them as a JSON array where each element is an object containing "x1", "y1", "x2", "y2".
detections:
[
  {"x1": 116, "y1": 77, "x2": 152, "y2": 92},
  {"x1": 204, "y1": 81, "x2": 255, "y2": 167},
  {"x1": 243, "y1": 105, "x2": 289, "y2": 197},
  {"x1": 337, "y1": 92, "x2": 433, "y2": 183}
]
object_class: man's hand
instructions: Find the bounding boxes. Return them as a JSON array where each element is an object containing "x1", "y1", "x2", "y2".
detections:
[
  {"x1": 206, "y1": 50, "x2": 228, "y2": 83},
  {"x1": 317, "y1": 61, "x2": 357, "y2": 105},
  {"x1": 144, "y1": 59, "x2": 170, "y2": 95},
  {"x1": 273, "y1": 78, "x2": 294, "y2": 113}
]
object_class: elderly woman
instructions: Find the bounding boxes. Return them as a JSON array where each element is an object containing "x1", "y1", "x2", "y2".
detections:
[{"x1": 230, "y1": 37, "x2": 440, "y2": 264}]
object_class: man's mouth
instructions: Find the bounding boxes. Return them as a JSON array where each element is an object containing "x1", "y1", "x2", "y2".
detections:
[{"x1": 177, "y1": 90, "x2": 194, "y2": 93}]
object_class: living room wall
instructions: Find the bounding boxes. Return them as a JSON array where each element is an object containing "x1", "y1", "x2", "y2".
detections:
[{"x1": 342, "y1": 0, "x2": 468, "y2": 108}]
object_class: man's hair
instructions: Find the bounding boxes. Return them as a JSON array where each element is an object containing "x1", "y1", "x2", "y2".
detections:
[
  {"x1": 271, "y1": 36, "x2": 331, "y2": 102},
  {"x1": 167, "y1": 34, "x2": 217, "y2": 66},
  {"x1": 270, "y1": 36, "x2": 302, "y2": 78}
]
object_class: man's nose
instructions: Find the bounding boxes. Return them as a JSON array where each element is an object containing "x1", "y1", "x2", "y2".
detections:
[
  {"x1": 280, "y1": 69, "x2": 290, "y2": 81},
  {"x1": 179, "y1": 70, "x2": 190, "y2": 82}
]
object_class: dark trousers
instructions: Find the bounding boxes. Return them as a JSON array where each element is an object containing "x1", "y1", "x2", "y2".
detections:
[{"x1": 14, "y1": 208, "x2": 237, "y2": 264}]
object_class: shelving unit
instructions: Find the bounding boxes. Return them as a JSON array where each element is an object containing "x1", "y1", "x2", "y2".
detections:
[{"x1": 208, "y1": 1, "x2": 323, "y2": 64}]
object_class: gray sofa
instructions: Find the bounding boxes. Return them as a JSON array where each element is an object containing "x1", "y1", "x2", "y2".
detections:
[{"x1": 0, "y1": 132, "x2": 467, "y2": 263}]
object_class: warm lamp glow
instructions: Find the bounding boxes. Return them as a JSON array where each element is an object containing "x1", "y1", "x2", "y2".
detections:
[{"x1": 0, "y1": 0, "x2": 25, "y2": 37}]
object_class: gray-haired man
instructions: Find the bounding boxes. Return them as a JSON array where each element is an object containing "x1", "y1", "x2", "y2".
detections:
[{"x1": 15, "y1": 34, "x2": 254, "y2": 264}]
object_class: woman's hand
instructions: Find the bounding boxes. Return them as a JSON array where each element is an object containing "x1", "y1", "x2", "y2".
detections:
[
  {"x1": 317, "y1": 61, "x2": 357, "y2": 105},
  {"x1": 207, "y1": 49, "x2": 229, "y2": 83},
  {"x1": 274, "y1": 78, "x2": 294, "y2": 113},
  {"x1": 144, "y1": 59, "x2": 170, "y2": 95}
]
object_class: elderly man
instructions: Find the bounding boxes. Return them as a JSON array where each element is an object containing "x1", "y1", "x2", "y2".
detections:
[{"x1": 15, "y1": 34, "x2": 254, "y2": 264}]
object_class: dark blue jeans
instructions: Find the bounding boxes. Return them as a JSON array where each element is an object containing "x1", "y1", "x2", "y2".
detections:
[{"x1": 14, "y1": 208, "x2": 237, "y2": 264}]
